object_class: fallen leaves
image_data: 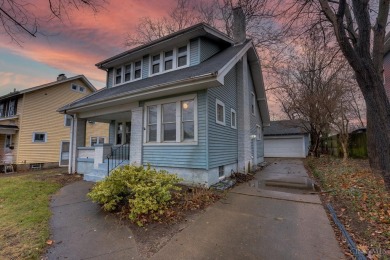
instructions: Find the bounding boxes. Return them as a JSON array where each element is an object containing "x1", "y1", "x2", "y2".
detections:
[{"x1": 307, "y1": 157, "x2": 390, "y2": 258}]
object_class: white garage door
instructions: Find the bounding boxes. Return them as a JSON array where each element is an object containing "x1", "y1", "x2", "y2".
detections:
[{"x1": 264, "y1": 136, "x2": 305, "y2": 158}]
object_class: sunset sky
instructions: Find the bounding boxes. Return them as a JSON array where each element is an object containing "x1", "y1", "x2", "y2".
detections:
[{"x1": 0, "y1": 0, "x2": 281, "y2": 115}]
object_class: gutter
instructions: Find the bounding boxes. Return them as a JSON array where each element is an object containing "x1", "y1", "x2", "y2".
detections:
[{"x1": 60, "y1": 72, "x2": 218, "y2": 113}]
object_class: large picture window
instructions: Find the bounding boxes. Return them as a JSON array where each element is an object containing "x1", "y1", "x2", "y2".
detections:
[{"x1": 144, "y1": 94, "x2": 197, "y2": 144}]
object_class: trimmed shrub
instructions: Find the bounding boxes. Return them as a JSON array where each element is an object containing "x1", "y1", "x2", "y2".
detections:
[{"x1": 87, "y1": 165, "x2": 182, "y2": 226}]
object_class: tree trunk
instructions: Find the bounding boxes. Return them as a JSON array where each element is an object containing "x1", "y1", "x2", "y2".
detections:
[
  {"x1": 356, "y1": 74, "x2": 390, "y2": 190},
  {"x1": 340, "y1": 141, "x2": 348, "y2": 162}
]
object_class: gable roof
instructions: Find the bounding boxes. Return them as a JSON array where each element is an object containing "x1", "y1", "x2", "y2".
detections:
[
  {"x1": 96, "y1": 23, "x2": 234, "y2": 69},
  {"x1": 0, "y1": 75, "x2": 96, "y2": 102},
  {"x1": 264, "y1": 120, "x2": 310, "y2": 136}
]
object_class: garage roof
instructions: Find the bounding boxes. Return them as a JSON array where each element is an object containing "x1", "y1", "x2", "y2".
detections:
[{"x1": 264, "y1": 119, "x2": 310, "y2": 136}]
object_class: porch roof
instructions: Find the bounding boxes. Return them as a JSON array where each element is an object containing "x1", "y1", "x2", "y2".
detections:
[
  {"x1": 0, "y1": 125, "x2": 18, "y2": 134},
  {"x1": 58, "y1": 40, "x2": 251, "y2": 112}
]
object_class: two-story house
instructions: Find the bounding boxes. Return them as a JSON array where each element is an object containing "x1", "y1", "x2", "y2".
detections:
[
  {"x1": 59, "y1": 8, "x2": 270, "y2": 186},
  {"x1": 0, "y1": 74, "x2": 109, "y2": 171}
]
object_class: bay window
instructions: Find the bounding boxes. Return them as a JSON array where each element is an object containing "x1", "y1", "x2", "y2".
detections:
[{"x1": 145, "y1": 94, "x2": 197, "y2": 144}]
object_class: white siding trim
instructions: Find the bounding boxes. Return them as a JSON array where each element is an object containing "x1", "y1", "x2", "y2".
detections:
[{"x1": 230, "y1": 108, "x2": 237, "y2": 129}]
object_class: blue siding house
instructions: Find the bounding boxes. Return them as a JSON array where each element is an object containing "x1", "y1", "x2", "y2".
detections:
[{"x1": 59, "y1": 7, "x2": 270, "y2": 186}]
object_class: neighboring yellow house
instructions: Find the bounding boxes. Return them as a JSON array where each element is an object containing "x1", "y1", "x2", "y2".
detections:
[{"x1": 0, "y1": 74, "x2": 109, "y2": 171}]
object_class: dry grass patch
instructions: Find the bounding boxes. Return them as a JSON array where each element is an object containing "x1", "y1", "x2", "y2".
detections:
[{"x1": 307, "y1": 157, "x2": 389, "y2": 258}]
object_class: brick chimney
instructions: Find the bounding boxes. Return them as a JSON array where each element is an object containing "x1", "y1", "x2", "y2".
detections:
[
  {"x1": 57, "y1": 73, "x2": 67, "y2": 81},
  {"x1": 232, "y1": 6, "x2": 246, "y2": 44}
]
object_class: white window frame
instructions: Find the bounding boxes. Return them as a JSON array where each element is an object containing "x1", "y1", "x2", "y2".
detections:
[
  {"x1": 230, "y1": 108, "x2": 237, "y2": 129},
  {"x1": 90, "y1": 136, "x2": 106, "y2": 146},
  {"x1": 256, "y1": 124, "x2": 262, "y2": 141},
  {"x1": 32, "y1": 132, "x2": 47, "y2": 143},
  {"x1": 64, "y1": 114, "x2": 72, "y2": 127},
  {"x1": 215, "y1": 99, "x2": 225, "y2": 126},
  {"x1": 251, "y1": 92, "x2": 256, "y2": 116},
  {"x1": 113, "y1": 59, "x2": 143, "y2": 87},
  {"x1": 143, "y1": 94, "x2": 198, "y2": 145},
  {"x1": 70, "y1": 83, "x2": 85, "y2": 93},
  {"x1": 148, "y1": 43, "x2": 190, "y2": 77},
  {"x1": 150, "y1": 53, "x2": 162, "y2": 75}
]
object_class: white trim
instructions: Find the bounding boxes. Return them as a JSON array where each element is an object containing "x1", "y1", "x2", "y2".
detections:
[
  {"x1": 148, "y1": 43, "x2": 190, "y2": 78},
  {"x1": 32, "y1": 132, "x2": 47, "y2": 143},
  {"x1": 215, "y1": 99, "x2": 225, "y2": 126},
  {"x1": 143, "y1": 94, "x2": 198, "y2": 145},
  {"x1": 59, "y1": 140, "x2": 70, "y2": 167},
  {"x1": 113, "y1": 59, "x2": 143, "y2": 87},
  {"x1": 90, "y1": 136, "x2": 106, "y2": 146},
  {"x1": 70, "y1": 83, "x2": 85, "y2": 93},
  {"x1": 230, "y1": 108, "x2": 237, "y2": 129}
]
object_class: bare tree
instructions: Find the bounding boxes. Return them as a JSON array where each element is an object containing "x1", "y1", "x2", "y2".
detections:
[
  {"x1": 274, "y1": 28, "x2": 358, "y2": 157},
  {"x1": 0, "y1": 0, "x2": 105, "y2": 45},
  {"x1": 312, "y1": 0, "x2": 390, "y2": 189}
]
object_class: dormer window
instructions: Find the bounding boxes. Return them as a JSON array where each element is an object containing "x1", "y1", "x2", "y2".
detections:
[
  {"x1": 149, "y1": 44, "x2": 189, "y2": 77},
  {"x1": 124, "y1": 64, "x2": 131, "y2": 82},
  {"x1": 152, "y1": 54, "x2": 161, "y2": 74},
  {"x1": 177, "y1": 46, "x2": 188, "y2": 67},
  {"x1": 134, "y1": 61, "x2": 142, "y2": 79},
  {"x1": 115, "y1": 68, "x2": 122, "y2": 84},
  {"x1": 164, "y1": 50, "x2": 173, "y2": 70},
  {"x1": 113, "y1": 60, "x2": 142, "y2": 86}
]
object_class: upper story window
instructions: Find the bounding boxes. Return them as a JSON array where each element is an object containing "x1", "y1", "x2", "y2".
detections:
[
  {"x1": 113, "y1": 60, "x2": 142, "y2": 86},
  {"x1": 0, "y1": 98, "x2": 17, "y2": 118},
  {"x1": 64, "y1": 115, "x2": 72, "y2": 127},
  {"x1": 215, "y1": 99, "x2": 225, "y2": 126},
  {"x1": 71, "y1": 83, "x2": 86, "y2": 93},
  {"x1": 149, "y1": 44, "x2": 189, "y2": 77},
  {"x1": 177, "y1": 46, "x2": 188, "y2": 67},
  {"x1": 144, "y1": 94, "x2": 197, "y2": 145}
]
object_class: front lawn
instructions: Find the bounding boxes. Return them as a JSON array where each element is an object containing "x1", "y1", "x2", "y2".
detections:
[
  {"x1": 0, "y1": 169, "x2": 81, "y2": 259},
  {"x1": 307, "y1": 157, "x2": 389, "y2": 258}
]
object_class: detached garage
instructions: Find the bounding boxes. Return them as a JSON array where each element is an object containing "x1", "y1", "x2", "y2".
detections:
[{"x1": 264, "y1": 120, "x2": 310, "y2": 158}]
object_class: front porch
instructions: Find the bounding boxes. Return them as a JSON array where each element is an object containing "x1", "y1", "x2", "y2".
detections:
[{"x1": 68, "y1": 103, "x2": 143, "y2": 181}]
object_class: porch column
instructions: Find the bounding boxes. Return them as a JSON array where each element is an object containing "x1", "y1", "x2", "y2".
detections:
[
  {"x1": 93, "y1": 144, "x2": 112, "y2": 169},
  {"x1": 69, "y1": 115, "x2": 86, "y2": 174},
  {"x1": 237, "y1": 53, "x2": 252, "y2": 173},
  {"x1": 129, "y1": 107, "x2": 143, "y2": 165}
]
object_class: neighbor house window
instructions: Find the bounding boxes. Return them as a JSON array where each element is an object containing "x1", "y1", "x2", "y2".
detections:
[
  {"x1": 256, "y1": 125, "x2": 262, "y2": 140},
  {"x1": 251, "y1": 92, "x2": 256, "y2": 115},
  {"x1": 64, "y1": 115, "x2": 72, "y2": 127},
  {"x1": 113, "y1": 60, "x2": 142, "y2": 86},
  {"x1": 216, "y1": 99, "x2": 225, "y2": 125},
  {"x1": 71, "y1": 84, "x2": 85, "y2": 93},
  {"x1": 33, "y1": 132, "x2": 47, "y2": 143},
  {"x1": 177, "y1": 46, "x2": 188, "y2": 67},
  {"x1": 151, "y1": 54, "x2": 161, "y2": 74},
  {"x1": 144, "y1": 94, "x2": 197, "y2": 144},
  {"x1": 90, "y1": 137, "x2": 105, "y2": 146},
  {"x1": 231, "y1": 108, "x2": 237, "y2": 129}
]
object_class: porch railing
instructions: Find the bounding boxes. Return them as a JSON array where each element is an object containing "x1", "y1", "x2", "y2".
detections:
[{"x1": 107, "y1": 143, "x2": 130, "y2": 176}]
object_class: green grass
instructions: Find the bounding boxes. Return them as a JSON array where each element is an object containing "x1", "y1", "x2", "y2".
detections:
[{"x1": 0, "y1": 172, "x2": 62, "y2": 259}]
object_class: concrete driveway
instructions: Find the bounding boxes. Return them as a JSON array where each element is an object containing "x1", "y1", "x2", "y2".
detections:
[{"x1": 152, "y1": 158, "x2": 345, "y2": 260}]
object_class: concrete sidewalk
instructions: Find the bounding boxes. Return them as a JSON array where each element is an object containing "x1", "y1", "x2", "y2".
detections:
[
  {"x1": 152, "y1": 159, "x2": 345, "y2": 260},
  {"x1": 45, "y1": 181, "x2": 139, "y2": 260}
]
